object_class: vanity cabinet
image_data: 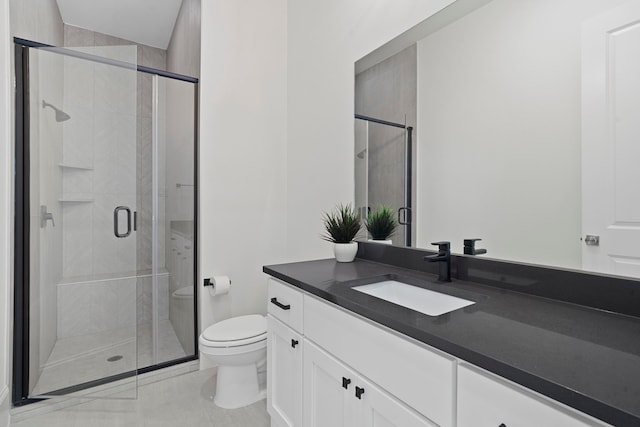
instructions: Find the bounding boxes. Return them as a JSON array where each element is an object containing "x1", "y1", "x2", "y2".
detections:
[
  {"x1": 267, "y1": 279, "x2": 304, "y2": 427},
  {"x1": 304, "y1": 339, "x2": 436, "y2": 427},
  {"x1": 267, "y1": 277, "x2": 610, "y2": 427},
  {"x1": 457, "y1": 364, "x2": 602, "y2": 427}
]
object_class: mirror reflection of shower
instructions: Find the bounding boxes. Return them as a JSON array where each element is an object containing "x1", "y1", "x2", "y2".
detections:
[{"x1": 42, "y1": 100, "x2": 71, "y2": 122}]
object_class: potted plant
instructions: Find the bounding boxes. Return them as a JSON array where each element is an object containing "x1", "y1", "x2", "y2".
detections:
[
  {"x1": 365, "y1": 205, "x2": 397, "y2": 244},
  {"x1": 322, "y1": 203, "x2": 361, "y2": 262}
]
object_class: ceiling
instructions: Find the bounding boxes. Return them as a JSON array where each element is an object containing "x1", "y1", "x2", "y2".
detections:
[{"x1": 56, "y1": 0, "x2": 184, "y2": 49}]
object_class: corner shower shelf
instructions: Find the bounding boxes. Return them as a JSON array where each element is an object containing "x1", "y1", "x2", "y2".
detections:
[{"x1": 58, "y1": 163, "x2": 94, "y2": 171}]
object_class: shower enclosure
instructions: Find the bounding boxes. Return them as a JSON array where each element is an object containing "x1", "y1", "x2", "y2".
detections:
[
  {"x1": 13, "y1": 39, "x2": 198, "y2": 403},
  {"x1": 355, "y1": 114, "x2": 413, "y2": 246}
]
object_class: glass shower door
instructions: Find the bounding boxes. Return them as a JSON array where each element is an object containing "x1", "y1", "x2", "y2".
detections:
[
  {"x1": 355, "y1": 117, "x2": 412, "y2": 246},
  {"x1": 25, "y1": 44, "x2": 139, "y2": 399}
]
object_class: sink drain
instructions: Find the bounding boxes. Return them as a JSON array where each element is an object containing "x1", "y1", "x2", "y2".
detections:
[{"x1": 107, "y1": 355, "x2": 123, "y2": 362}]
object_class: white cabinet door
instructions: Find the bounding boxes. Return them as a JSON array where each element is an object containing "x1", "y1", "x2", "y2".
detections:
[
  {"x1": 457, "y1": 364, "x2": 606, "y2": 427},
  {"x1": 267, "y1": 316, "x2": 303, "y2": 427},
  {"x1": 304, "y1": 294, "x2": 455, "y2": 426},
  {"x1": 359, "y1": 377, "x2": 438, "y2": 427},
  {"x1": 304, "y1": 340, "x2": 356, "y2": 427},
  {"x1": 305, "y1": 340, "x2": 435, "y2": 427}
]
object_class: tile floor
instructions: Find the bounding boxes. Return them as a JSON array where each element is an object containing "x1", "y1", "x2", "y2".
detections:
[{"x1": 12, "y1": 367, "x2": 270, "y2": 426}]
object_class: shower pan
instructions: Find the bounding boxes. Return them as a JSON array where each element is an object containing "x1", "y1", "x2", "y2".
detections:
[{"x1": 13, "y1": 39, "x2": 199, "y2": 404}]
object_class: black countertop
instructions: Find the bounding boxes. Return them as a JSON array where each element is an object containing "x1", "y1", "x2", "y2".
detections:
[{"x1": 264, "y1": 258, "x2": 640, "y2": 426}]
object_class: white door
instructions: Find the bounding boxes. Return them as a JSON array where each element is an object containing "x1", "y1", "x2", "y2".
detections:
[
  {"x1": 582, "y1": 1, "x2": 640, "y2": 277},
  {"x1": 267, "y1": 316, "x2": 303, "y2": 427}
]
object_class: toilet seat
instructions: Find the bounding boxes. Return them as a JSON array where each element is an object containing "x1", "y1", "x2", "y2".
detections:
[{"x1": 200, "y1": 314, "x2": 267, "y2": 348}]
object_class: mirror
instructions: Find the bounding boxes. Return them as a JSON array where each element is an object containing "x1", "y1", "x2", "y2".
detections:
[{"x1": 355, "y1": 0, "x2": 640, "y2": 278}]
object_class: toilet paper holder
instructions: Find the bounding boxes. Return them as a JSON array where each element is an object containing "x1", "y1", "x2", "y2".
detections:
[{"x1": 203, "y1": 277, "x2": 232, "y2": 287}]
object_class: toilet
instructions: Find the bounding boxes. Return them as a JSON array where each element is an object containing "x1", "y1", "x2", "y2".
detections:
[{"x1": 199, "y1": 314, "x2": 267, "y2": 409}]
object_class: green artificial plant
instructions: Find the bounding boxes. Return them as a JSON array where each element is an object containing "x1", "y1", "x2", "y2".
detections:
[
  {"x1": 365, "y1": 205, "x2": 398, "y2": 240},
  {"x1": 322, "y1": 203, "x2": 361, "y2": 243}
]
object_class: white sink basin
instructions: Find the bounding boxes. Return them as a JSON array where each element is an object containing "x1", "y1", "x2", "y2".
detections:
[{"x1": 353, "y1": 280, "x2": 475, "y2": 316}]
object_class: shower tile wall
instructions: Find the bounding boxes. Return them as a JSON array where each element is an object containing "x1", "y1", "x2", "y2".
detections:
[
  {"x1": 62, "y1": 24, "x2": 167, "y2": 275},
  {"x1": 11, "y1": 0, "x2": 66, "y2": 391},
  {"x1": 30, "y1": 48, "x2": 65, "y2": 390},
  {"x1": 55, "y1": 272, "x2": 169, "y2": 339},
  {"x1": 136, "y1": 273, "x2": 170, "y2": 326},
  {"x1": 59, "y1": 25, "x2": 169, "y2": 337},
  {"x1": 57, "y1": 277, "x2": 137, "y2": 338},
  {"x1": 61, "y1": 48, "x2": 137, "y2": 278}
]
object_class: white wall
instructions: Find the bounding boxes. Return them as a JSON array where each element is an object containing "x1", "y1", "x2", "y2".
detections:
[
  {"x1": 31, "y1": 46, "x2": 64, "y2": 388},
  {"x1": 1, "y1": 0, "x2": 11, "y2": 423},
  {"x1": 8, "y1": 0, "x2": 65, "y2": 404},
  {"x1": 199, "y1": 0, "x2": 288, "y2": 335},
  {"x1": 415, "y1": 0, "x2": 626, "y2": 268}
]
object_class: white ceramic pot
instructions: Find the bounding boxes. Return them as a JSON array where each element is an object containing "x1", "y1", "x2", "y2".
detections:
[{"x1": 334, "y1": 242, "x2": 358, "y2": 262}]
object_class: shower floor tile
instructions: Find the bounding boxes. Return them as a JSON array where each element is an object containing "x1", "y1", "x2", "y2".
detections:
[{"x1": 32, "y1": 320, "x2": 188, "y2": 396}]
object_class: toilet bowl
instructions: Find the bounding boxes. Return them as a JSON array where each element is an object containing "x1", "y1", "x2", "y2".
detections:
[{"x1": 199, "y1": 314, "x2": 267, "y2": 409}]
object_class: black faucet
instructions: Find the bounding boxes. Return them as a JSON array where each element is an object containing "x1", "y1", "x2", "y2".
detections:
[
  {"x1": 463, "y1": 238, "x2": 487, "y2": 255},
  {"x1": 424, "y1": 241, "x2": 451, "y2": 282}
]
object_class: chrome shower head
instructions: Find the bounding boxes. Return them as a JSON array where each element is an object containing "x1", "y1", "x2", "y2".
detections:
[{"x1": 42, "y1": 100, "x2": 71, "y2": 122}]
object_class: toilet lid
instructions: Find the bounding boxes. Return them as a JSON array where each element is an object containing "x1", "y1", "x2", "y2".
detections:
[{"x1": 202, "y1": 315, "x2": 266, "y2": 344}]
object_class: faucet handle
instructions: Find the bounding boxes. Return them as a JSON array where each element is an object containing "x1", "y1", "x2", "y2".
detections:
[
  {"x1": 430, "y1": 241, "x2": 450, "y2": 253},
  {"x1": 463, "y1": 238, "x2": 487, "y2": 255}
]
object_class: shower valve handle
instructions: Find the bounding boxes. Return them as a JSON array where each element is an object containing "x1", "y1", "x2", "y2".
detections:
[{"x1": 40, "y1": 205, "x2": 55, "y2": 228}]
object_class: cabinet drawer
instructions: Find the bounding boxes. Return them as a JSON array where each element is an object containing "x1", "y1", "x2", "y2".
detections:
[
  {"x1": 267, "y1": 278, "x2": 303, "y2": 333},
  {"x1": 457, "y1": 363, "x2": 609, "y2": 427},
  {"x1": 304, "y1": 294, "x2": 455, "y2": 427}
]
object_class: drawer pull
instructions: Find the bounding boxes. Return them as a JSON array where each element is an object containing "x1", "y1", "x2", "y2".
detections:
[
  {"x1": 342, "y1": 377, "x2": 351, "y2": 389},
  {"x1": 270, "y1": 297, "x2": 291, "y2": 310},
  {"x1": 291, "y1": 339, "x2": 299, "y2": 348},
  {"x1": 355, "y1": 386, "x2": 365, "y2": 399}
]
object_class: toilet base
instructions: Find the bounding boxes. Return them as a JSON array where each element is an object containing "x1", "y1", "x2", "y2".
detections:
[{"x1": 213, "y1": 364, "x2": 266, "y2": 409}]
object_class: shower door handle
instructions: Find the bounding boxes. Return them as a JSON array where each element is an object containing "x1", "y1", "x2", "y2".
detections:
[
  {"x1": 113, "y1": 206, "x2": 132, "y2": 238},
  {"x1": 398, "y1": 207, "x2": 412, "y2": 225}
]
